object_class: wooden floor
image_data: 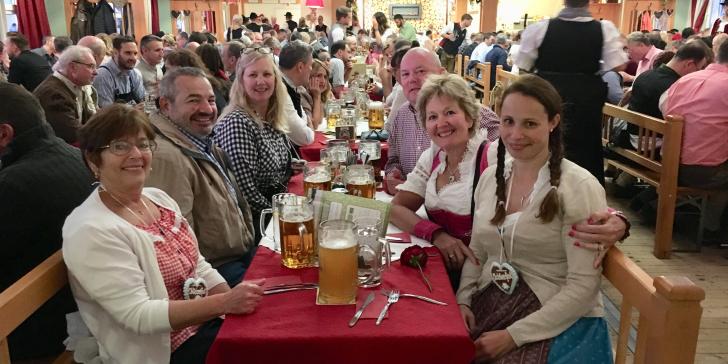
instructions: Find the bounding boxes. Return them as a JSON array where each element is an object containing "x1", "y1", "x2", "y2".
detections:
[{"x1": 603, "y1": 193, "x2": 728, "y2": 364}]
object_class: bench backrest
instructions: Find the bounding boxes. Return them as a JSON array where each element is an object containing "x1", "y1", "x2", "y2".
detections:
[
  {"x1": 0, "y1": 251, "x2": 68, "y2": 364},
  {"x1": 455, "y1": 54, "x2": 464, "y2": 77},
  {"x1": 463, "y1": 62, "x2": 491, "y2": 106},
  {"x1": 489, "y1": 65, "x2": 520, "y2": 114},
  {"x1": 602, "y1": 248, "x2": 704, "y2": 364}
]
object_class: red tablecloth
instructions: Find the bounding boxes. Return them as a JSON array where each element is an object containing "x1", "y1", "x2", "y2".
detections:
[
  {"x1": 206, "y1": 247, "x2": 475, "y2": 364},
  {"x1": 299, "y1": 132, "x2": 389, "y2": 169}
]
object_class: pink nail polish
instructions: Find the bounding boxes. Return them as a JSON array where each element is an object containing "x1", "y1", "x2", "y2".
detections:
[
  {"x1": 568, "y1": 230, "x2": 575, "y2": 237},
  {"x1": 573, "y1": 241, "x2": 580, "y2": 247}
]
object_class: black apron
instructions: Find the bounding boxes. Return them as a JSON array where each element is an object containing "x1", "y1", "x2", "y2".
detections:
[{"x1": 99, "y1": 65, "x2": 142, "y2": 105}]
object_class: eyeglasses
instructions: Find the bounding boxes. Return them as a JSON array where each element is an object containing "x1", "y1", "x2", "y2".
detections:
[
  {"x1": 242, "y1": 46, "x2": 272, "y2": 55},
  {"x1": 72, "y1": 60, "x2": 96, "y2": 69},
  {"x1": 99, "y1": 139, "x2": 158, "y2": 156}
]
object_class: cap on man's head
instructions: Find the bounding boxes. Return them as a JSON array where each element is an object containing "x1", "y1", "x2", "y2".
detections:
[
  {"x1": 285, "y1": 12, "x2": 293, "y2": 17},
  {"x1": 250, "y1": 12, "x2": 258, "y2": 20}
]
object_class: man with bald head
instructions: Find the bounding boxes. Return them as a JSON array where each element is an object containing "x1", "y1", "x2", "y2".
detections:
[
  {"x1": 384, "y1": 47, "x2": 500, "y2": 193},
  {"x1": 77, "y1": 35, "x2": 107, "y2": 68}
]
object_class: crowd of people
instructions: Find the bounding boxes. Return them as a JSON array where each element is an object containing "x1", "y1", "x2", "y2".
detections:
[{"x1": 1, "y1": 0, "x2": 726, "y2": 362}]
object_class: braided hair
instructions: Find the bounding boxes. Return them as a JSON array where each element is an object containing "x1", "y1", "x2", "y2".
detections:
[{"x1": 490, "y1": 74, "x2": 564, "y2": 226}]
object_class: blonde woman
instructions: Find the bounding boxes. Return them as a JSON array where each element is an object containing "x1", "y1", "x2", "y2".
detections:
[
  {"x1": 227, "y1": 15, "x2": 244, "y2": 42},
  {"x1": 300, "y1": 59, "x2": 331, "y2": 130},
  {"x1": 213, "y1": 45, "x2": 291, "y2": 221}
]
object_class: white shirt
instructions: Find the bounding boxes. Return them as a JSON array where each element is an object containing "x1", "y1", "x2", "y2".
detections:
[
  {"x1": 330, "y1": 57, "x2": 346, "y2": 88},
  {"x1": 471, "y1": 43, "x2": 494, "y2": 63},
  {"x1": 384, "y1": 83, "x2": 406, "y2": 129},
  {"x1": 331, "y1": 23, "x2": 346, "y2": 43},
  {"x1": 516, "y1": 17, "x2": 626, "y2": 73}
]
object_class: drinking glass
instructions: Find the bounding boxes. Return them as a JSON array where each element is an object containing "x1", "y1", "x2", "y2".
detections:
[
  {"x1": 303, "y1": 164, "x2": 332, "y2": 197},
  {"x1": 317, "y1": 220, "x2": 358, "y2": 305},
  {"x1": 259, "y1": 194, "x2": 317, "y2": 268},
  {"x1": 354, "y1": 217, "x2": 390, "y2": 288},
  {"x1": 367, "y1": 101, "x2": 385, "y2": 130},
  {"x1": 344, "y1": 165, "x2": 376, "y2": 199},
  {"x1": 326, "y1": 101, "x2": 341, "y2": 130}
]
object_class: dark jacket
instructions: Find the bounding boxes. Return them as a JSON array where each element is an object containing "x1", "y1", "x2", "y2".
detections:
[
  {"x1": 7, "y1": 50, "x2": 52, "y2": 92},
  {"x1": 0, "y1": 122, "x2": 93, "y2": 360},
  {"x1": 33, "y1": 75, "x2": 98, "y2": 144},
  {"x1": 484, "y1": 44, "x2": 511, "y2": 90},
  {"x1": 70, "y1": 0, "x2": 94, "y2": 43},
  {"x1": 91, "y1": 0, "x2": 116, "y2": 35}
]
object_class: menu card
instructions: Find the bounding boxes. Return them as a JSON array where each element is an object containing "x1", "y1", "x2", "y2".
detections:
[{"x1": 311, "y1": 190, "x2": 391, "y2": 237}]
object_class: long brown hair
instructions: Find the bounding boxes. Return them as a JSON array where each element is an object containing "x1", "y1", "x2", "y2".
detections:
[{"x1": 491, "y1": 74, "x2": 563, "y2": 225}]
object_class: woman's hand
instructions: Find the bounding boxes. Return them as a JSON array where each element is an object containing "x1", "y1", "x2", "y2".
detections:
[
  {"x1": 474, "y1": 330, "x2": 517, "y2": 363},
  {"x1": 571, "y1": 211, "x2": 628, "y2": 268},
  {"x1": 432, "y1": 231, "x2": 478, "y2": 271},
  {"x1": 459, "y1": 305, "x2": 475, "y2": 333},
  {"x1": 222, "y1": 278, "x2": 265, "y2": 315},
  {"x1": 309, "y1": 76, "x2": 325, "y2": 97},
  {"x1": 384, "y1": 169, "x2": 404, "y2": 195},
  {"x1": 371, "y1": 18, "x2": 379, "y2": 31}
]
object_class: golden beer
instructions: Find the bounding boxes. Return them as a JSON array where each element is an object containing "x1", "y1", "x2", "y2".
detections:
[
  {"x1": 303, "y1": 177, "x2": 332, "y2": 196},
  {"x1": 346, "y1": 178, "x2": 376, "y2": 199},
  {"x1": 367, "y1": 101, "x2": 385, "y2": 129},
  {"x1": 326, "y1": 113, "x2": 340, "y2": 129},
  {"x1": 279, "y1": 216, "x2": 317, "y2": 268},
  {"x1": 318, "y1": 238, "x2": 358, "y2": 304}
]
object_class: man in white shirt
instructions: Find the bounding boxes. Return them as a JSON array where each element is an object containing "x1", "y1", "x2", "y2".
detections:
[
  {"x1": 136, "y1": 35, "x2": 164, "y2": 99},
  {"x1": 469, "y1": 32, "x2": 495, "y2": 70},
  {"x1": 329, "y1": 7, "x2": 352, "y2": 46},
  {"x1": 439, "y1": 14, "x2": 473, "y2": 73},
  {"x1": 279, "y1": 40, "x2": 316, "y2": 145},
  {"x1": 329, "y1": 40, "x2": 351, "y2": 98}
]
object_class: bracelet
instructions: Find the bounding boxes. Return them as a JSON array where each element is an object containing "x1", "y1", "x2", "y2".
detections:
[
  {"x1": 608, "y1": 208, "x2": 631, "y2": 242},
  {"x1": 412, "y1": 220, "x2": 444, "y2": 241}
]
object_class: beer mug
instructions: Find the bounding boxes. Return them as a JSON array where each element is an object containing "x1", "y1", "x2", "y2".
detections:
[
  {"x1": 317, "y1": 220, "x2": 358, "y2": 305},
  {"x1": 326, "y1": 101, "x2": 341, "y2": 130},
  {"x1": 259, "y1": 194, "x2": 317, "y2": 268},
  {"x1": 354, "y1": 217, "x2": 390, "y2": 288},
  {"x1": 367, "y1": 101, "x2": 385, "y2": 130},
  {"x1": 258, "y1": 193, "x2": 296, "y2": 252},
  {"x1": 341, "y1": 106, "x2": 357, "y2": 124},
  {"x1": 344, "y1": 165, "x2": 376, "y2": 199},
  {"x1": 303, "y1": 164, "x2": 332, "y2": 197},
  {"x1": 358, "y1": 140, "x2": 381, "y2": 162}
]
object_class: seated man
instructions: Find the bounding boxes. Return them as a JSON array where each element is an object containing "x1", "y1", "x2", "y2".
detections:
[
  {"x1": 93, "y1": 36, "x2": 145, "y2": 107},
  {"x1": 484, "y1": 34, "x2": 511, "y2": 89},
  {"x1": 384, "y1": 48, "x2": 500, "y2": 194},
  {"x1": 146, "y1": 68, "x2": 257, "y2": 285},
  {"x1": 663, "y1": 40, "x2": 728, "y2": 244},
  {"x1": 34, "y1": 46, "x2": 99, "y2": 144},
  {"x1": 329, "y1": 40, "x2": 352, "y2": 98},
  {"x1": 0, "y1": 82, "x2": 94, "y2": 360},
  {"x1": 278, "y1": 40, "x2": 316, "y2": 145},
  {"x1": 621, "y1": 31, "x2": 663, "y2": 84}
]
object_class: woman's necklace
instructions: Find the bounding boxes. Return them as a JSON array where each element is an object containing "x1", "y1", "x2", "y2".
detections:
[{"x1": 102, "y1": 187, "x2": 166, "y2": 238}]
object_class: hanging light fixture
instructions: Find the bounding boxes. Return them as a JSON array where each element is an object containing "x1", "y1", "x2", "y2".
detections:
[{"x1": 305, "y1": 0, "x2": 324, "y2": 9}]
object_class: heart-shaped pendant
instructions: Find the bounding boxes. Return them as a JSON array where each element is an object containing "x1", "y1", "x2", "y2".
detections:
[
  {"x1": 183, "y1": 277, "x2": 208, "y2": 300},
  {"x1": 490, "y1": 261, "x2": 519, "y2": 295}
]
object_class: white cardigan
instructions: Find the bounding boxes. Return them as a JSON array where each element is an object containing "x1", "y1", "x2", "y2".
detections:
[{"x1": 63, "y1": 187, "x2": 226, "y2": 364}]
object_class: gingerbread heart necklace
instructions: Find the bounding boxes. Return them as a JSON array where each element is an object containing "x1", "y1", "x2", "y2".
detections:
[{"x1": 491, "y1": 168, "x2": 524, "y2": 295}]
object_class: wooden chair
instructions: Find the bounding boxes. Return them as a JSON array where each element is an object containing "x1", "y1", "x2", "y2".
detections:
[
  {"x1": 0, "y1": 251, "x2": 74, "y2": 364},
  {"x1": 601, "y1": 104, "x2": 710, "y2": 258},
  {"x1": 454, "y1": 54, "x2": 463, "y2": 77},
  {"x1": 602, "y1": 248, "x2": 704, "y2": 363},
  {"x1": 490, "y1": 65, "x2": 520, "y2": 114}
]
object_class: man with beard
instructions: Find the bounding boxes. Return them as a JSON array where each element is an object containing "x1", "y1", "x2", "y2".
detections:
[
  {"x1": 6, "y1": 34, "x2": 51, "y2": 91},
  {"x1": 145, "y1": 67, "x2": 257, "y2": 286},
  {"x1": 93, "y1": 36, "x2": 145, "y2": 107}
]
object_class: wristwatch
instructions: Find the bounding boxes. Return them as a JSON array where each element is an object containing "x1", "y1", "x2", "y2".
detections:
[{"x1": 609, "y1": 208, "x2": 631, "y2": 242}]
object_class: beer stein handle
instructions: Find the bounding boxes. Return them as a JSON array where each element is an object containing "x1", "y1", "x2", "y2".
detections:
[
  {"x1": 382, "y1": 240, "x2": 391, "y2": 269},
  {"x1": 259, "y1": 208, "x2": 274, "y2": 240},
  {"x1": 359, "y1": 151, "x2": 369, "y2": 165}
]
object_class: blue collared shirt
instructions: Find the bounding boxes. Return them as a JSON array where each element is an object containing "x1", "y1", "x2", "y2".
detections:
[{"x1": 93, "y1": 59, "x2": 145, "y2": 107}]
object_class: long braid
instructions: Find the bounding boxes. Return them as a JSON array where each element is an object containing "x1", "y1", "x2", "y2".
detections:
[
  {"x1": 537, "y1": 125, "x2": 563, "y2": 223},
  {"x1": 490, "y1": 138, "x2": 507, "y2": 225}
]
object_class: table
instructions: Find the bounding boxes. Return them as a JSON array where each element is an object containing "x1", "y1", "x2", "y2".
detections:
[
  {"x1": 299, "y1": 131, "x2": 389, "y2": 170},
  {"x1": 206, "y1": 246, "x2": 475, "y2": 364}
]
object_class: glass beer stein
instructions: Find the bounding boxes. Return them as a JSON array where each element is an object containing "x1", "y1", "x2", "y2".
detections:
[
  {"x1": 344, "y1": 165, "x2": 376, "y2": 199},
  {"x1": 325, "y1": 101, "x2": 341, "y2": 130},
  {"x1": 317, "y1": 220, "x2": 358, "y2": 305},
  {"x1": 303, "y1": 164, "x2": 332, "y2": 197},
  {"x1": 354, "y1": 217, "x2": 390, "y2": 288},
  {"x1": 259, "y1": 194, "x2": 317, "y2": 268},
  {"x1": 367, "y1": 101, "x2": 385, "y2": 130}
]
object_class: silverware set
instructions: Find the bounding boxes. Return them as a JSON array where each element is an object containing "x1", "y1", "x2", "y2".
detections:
[
  {"x1": 263, "y1": 283, "x2": 318, "y2": 295},
  {"x1": 346, "y1": 289, "x2": 446, "y2": 327}
]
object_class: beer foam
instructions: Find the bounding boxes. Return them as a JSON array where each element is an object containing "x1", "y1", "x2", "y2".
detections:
[
  {"x1": 347, "y1": 176, "x2": 373, "y2": 185},
  {"x1": 320, "y1": 237, "x2": 357, "y2": 249},
  {"x1": 281, "y1": 211, "x2": 313, "y2": 223},
  {"x1": 305, "y1": 174, "x2": 331, "y2": 183},
  {"x1": 368, "y1": 101, "x2": 384, "y2": 110}
]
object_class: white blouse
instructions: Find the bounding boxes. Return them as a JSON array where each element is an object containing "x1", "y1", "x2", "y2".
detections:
[{"x1": 397, "y1": 131, "x2": 497, "y2": 215}]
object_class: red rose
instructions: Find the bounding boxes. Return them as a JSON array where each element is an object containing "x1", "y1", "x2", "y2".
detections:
[{"x1": 401, "y1": 245, "x2": 428, "y2": 268}]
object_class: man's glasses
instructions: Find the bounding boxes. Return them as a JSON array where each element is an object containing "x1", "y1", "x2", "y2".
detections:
[
  {"x1": 242, "y1": 46, "x2": 272, "y2": 55},
  {"x1": 99, "y1": 140, "x2": 158, "y2": 156},
  {"x1": 72, "y1": 60, "x2": 96, "y2": 69}
]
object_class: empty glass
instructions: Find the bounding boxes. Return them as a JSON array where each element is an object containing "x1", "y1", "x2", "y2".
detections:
[{"x1": 354, "y1": 217, "x2": 390, "y2": 288}]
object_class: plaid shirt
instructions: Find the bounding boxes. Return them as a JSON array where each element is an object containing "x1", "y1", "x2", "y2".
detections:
[{"x1": 385, "y1": 102, "x2": 500, "y2": 177}]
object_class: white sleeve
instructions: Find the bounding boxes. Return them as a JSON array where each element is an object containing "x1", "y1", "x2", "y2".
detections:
[
  {"x1": 515, "y1": 20, "x2": 549, "y2": 72},
  {"x1": 332, "y1": 27, "x2": 345, "y2": 42},
  {"x1": 396, "y1": 146, "x2": 436, "y2": 197},
  {"x1": 600, "y1": 20, "x2": 628, "y2": 71},
  {"x1": 331, "y1": 60, "x2": 345, "y2": 87},
  {"x1": 440, "y1": 23, "x2": 454, "y2": 36},
  {"x1": 283, "y1": 96, "x2": 314, "y2": 146}
]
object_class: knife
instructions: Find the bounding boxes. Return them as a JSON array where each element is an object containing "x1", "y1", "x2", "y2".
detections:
[
  {"x1": 381, "y1": 292, "x2": 447, "y2": 306},
  {"x1": 264, "y1": 285, "x2": 318, "y2": 295},
  {"x1": 348, "y1": 292, "x2": 376, "y2": 327}
]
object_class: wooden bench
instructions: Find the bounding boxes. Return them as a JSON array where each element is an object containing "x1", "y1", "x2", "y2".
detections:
[
  {"x1": 463, "y1": 62, "x2": 491, "y2": 106},
  {"x1": 602, "y1": 247, "x2": 704, "y2": 363},
  {"x1": 490, "y1": 65, "x2": 520, "y2": 113},
  {"x1": 601, "y1": 104, "x2": 710, "y2": 258},
  {"x1": 454, "y1": 54, "x2": 464, "y2": 77},
  {"x1": 0, "y1": 251, "x2": 74, "y2": 364}
]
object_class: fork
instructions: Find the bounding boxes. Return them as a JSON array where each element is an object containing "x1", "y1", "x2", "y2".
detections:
[{"x1": 376, "y1": 290, "x2": 400, "y2": 325}]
